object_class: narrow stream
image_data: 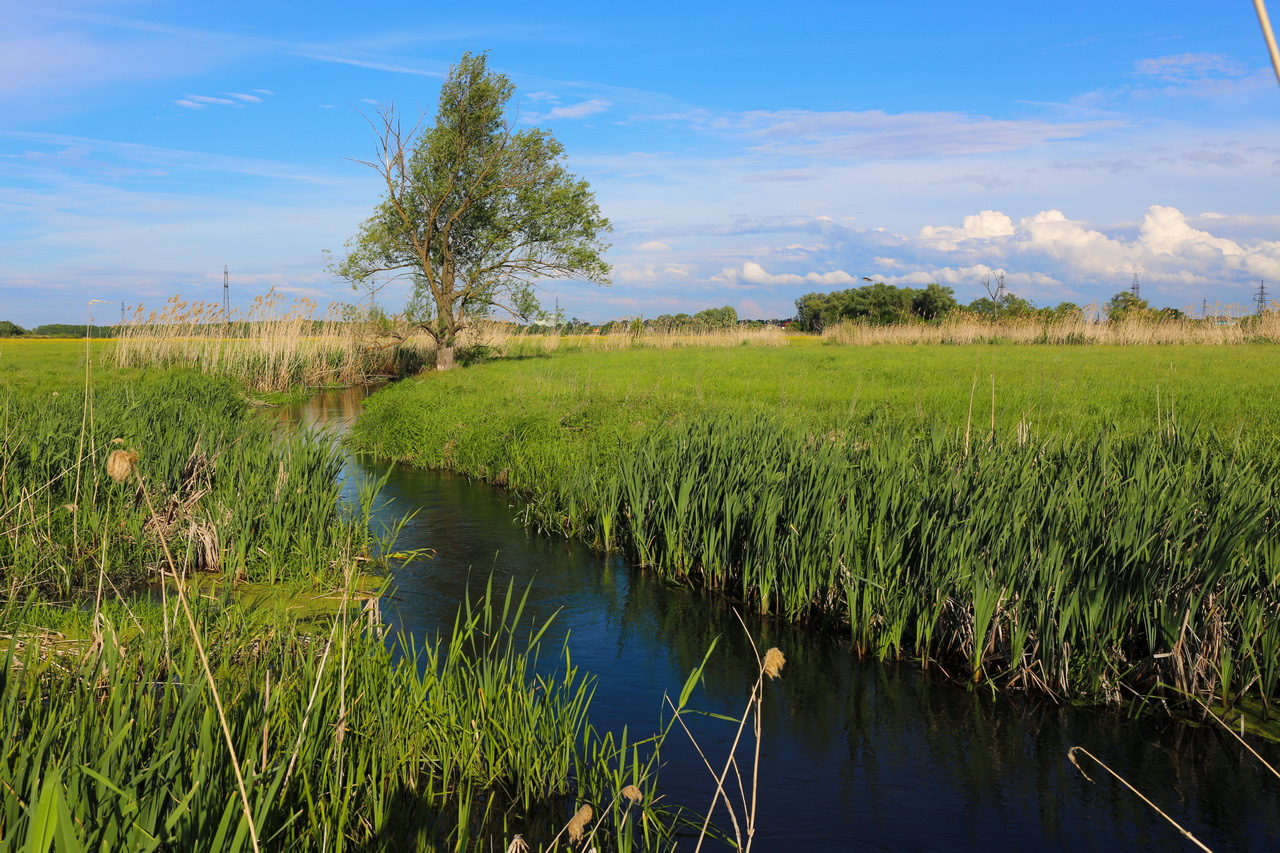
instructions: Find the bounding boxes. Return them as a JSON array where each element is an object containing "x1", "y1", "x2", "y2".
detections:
[{"x1": 285, "y1": 387, "x2": 1280, "y2": 851}]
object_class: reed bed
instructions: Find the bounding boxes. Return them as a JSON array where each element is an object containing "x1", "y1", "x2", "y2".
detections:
[
  {"x1": 0, "y1": 356, "x2": 691, "y2": 850},
  {"x1": 350, "y1": 346, "x2": 1280, "y2": 716},
  {"x1": 113, "y1": 291, "x2": 786, "y2": 392},
  {"x1": 823, "y1": 307, "x2": 1280, "y2": 346},
  {"x1": 500, "y1": 325, "x2": 786, "y2": 356},
  {"x1": 0, "y1": 581, "x2": 684, "y2": 851},
  {"x1": 0, "y1": 371, "x2": 370, "y2": 593},
  {"x1": 113, "y1": 292, "x2": 438, "y2": 392}
]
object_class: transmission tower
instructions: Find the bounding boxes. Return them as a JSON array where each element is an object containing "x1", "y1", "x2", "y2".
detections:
[
  {"x1": 1130, "y1": 272, "x2": 1141, "y2": 299},
  {"x1": 120, "y1": 301, "x2": 125, "y2": 325},
  {"x1": 1256, "y1": 280, "x2": 1270, "y2": 315},
  {"x1": 222, "y1": 265, "x2": 230, "y2": 324},
  {"x1": 1201, "y1": 297, "x2": 1209, "y2": 320}
]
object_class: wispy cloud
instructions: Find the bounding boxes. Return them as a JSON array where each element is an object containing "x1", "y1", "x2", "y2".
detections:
[
  {"x1": 544, "y1": 99, "x2": 610, "y2": 120},
  {"x1": 0, "y1": 130, "x2": 343, "y2": 184}
]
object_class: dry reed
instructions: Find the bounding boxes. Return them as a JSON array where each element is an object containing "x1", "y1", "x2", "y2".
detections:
[
  {"x1": 104, "y1": 449, "x2": 138, "y2": 482},
  {"x1": 567, "y1": 803, "x2": 593, "y2": 842},
  {"x1": 822, "y1": 305, "x2": 1280, "y2": 346}
]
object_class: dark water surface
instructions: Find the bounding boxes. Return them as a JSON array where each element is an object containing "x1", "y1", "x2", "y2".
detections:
[{"x1": 285, "y1": 387, "x2": 1280, "y2": 852}]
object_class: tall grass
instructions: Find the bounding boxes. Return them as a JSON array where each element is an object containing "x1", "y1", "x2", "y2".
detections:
[
  {"x1": 823, "y1": 307, "x2": 1280, "y2": 346},
  {"x1": 0, "y1": 581, "x2": 687, "y2": 851},
  {"x1": 350, "y1": 346, "x2": 1280, "y2": 715},
  {"x1": 113, "y1": 292, "x2": 435, "y2": 391},
  {"x1": 113, "y1": 291, "x2": 788, "y2": 391},
  {"x1": 1, "y1": 371, "x2": 368, "y2": 593},
  {"x1": 1, "y1": 354, "x2": 694, "y2": 850}
]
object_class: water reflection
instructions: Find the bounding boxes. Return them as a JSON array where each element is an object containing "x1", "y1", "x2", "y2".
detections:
[{"x1": 286, "y1": 387, "x2": 1280, "y2": 851}]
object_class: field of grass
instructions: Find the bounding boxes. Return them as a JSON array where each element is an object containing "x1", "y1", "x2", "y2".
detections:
[
  {"x1": 351, "y1": 343, "x2": 1280, "y2": 718},
  {"x1": 0, "y1": 342, "x2": 690, "y2": 851}
]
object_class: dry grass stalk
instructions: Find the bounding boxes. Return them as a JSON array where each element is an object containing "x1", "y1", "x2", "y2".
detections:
[
  {"x1": 130, "y1": 465, "x2": 262, "y2": 853},
  {"x1": 1067, "y1": 747, "x2": 1212, "y2": 852}
]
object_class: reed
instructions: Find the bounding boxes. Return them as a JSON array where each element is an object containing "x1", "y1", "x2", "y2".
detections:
[
  {"x1": 113, "y1": 291, "x2": 786, "y2": 392},
  {"x1": 0, "y1": 351, "x2": 692, "y2": 850},
  {"x1": 0, "y1": 580, "x2": 688, "y2": 850},
  {"x1": 113, "y1": 292, "x2": 435, "y2": 391},
  {"x1": 822, "y1": 305, "x2": 1280, "y2": 346}
]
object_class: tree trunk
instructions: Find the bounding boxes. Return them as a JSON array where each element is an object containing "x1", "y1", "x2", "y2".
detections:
[{"x1": 435, "y1": 343, "x2": 456, "y2": 370}]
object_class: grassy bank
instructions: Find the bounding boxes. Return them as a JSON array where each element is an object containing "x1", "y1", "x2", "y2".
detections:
[
  {"x1": 350, "y1": 344, "x2": 1280, "y2": 717},
  {"x1": 0, "y1": 349, "x2": 690, "y2": 850}
]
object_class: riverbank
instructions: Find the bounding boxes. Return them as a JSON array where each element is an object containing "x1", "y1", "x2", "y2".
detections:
[
  {"x1": 0, "y1": 350, "x2": 687, "y2": 850},
  {"x1": 349, "y1": 344, "x2": 1280, "y2": 728}
]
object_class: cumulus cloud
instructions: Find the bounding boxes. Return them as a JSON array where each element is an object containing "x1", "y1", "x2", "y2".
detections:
[
  {"x1": 918, "y1": 210, "x2": 1016, "y2": 249},
  {"x1": 726, "y1": 262, "x2": 858, "y2": 286},
  {"x1": 635, "y1": 240, "x2": 671, "y2": 251},
  {"x1": 684, "y1": 205, "x2": 1280, "y2": 315}
]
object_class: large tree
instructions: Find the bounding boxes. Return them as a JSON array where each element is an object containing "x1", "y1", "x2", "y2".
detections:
[{"x1": 334, "y1": 52, "x2": 612, "y2": 369}]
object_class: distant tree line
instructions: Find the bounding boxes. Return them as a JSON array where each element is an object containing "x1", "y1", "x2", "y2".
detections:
[
  {"x1": 0, "y1": 322, "x2": 121, "y2": 338},
  {"x1": 791, "y1": 281, "x2": 1204, "y2": 331},
  {"x1": 794, "y1": 283, "x2": 960, "y2": 331}
]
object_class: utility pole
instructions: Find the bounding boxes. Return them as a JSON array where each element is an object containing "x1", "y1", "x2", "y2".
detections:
[
  {"x1": 1256, "y1": 280, "x2": 1270, "y2": 314},
  {"x1": 222, "y1": 265, "x2": 231, "y2": 325}
]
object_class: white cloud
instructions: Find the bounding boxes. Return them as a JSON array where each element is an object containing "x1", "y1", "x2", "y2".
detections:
[
  {"x1": 732, "y1": 261, "x2": 858, "y2": 286},
  {"x1": 648, "y1": 108, "x2": 1122, "y2": 160},
  {"x1": 544, "y1": 99, "x2": 611, "y2": 120},
  {"x1": 635, "y1": 240, "x2": 671, "y2": 251},
  {"x1": 918, "y1": 210, "x2": 1016, "y2": 249}
]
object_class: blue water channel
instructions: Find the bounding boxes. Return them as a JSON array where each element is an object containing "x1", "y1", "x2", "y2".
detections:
[{"x1": 286, "y1": 387, "x2": 1280, "y2": 852}]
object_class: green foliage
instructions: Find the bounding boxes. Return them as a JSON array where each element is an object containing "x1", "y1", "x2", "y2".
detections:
[
  {"x1": 1105, "y1": 290, "x2": 1151, "y2": 322},
  {"x1": 334, "y1": 52, "x2": 612, "y2": 369},
  {"x1": 645, "y1": 306, "x2": 739, "y2": 332},
  {"x1": 967, "y1": 292, "x2": 1038, "y2": 319},
  {"x1": 794, "y1": 282, "x2": 957, "y2": 330},
  {"x1": 30, "y1": 323, "x2": 119, "y2": 338},
  {"x1": 0, "y1": 321, "x2": 26, "y2": 337}
]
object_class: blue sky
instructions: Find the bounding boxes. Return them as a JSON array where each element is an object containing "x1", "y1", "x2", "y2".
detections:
[{"x1": 3, "y1": 0, "x2": 1279, "y2": 325}]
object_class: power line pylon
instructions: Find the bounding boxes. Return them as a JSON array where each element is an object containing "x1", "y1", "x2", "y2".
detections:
[
  {"x1": 222, "y1": 265, "x2": 231, "y2": 326},
  {"x1": 1256, "y1": 280, "x2": 1270, "y2": 315}
]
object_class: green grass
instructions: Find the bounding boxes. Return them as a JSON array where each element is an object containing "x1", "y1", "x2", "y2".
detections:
[
  {"x1": 0, "y1": 343, "x2": 692, "y2": 851},
  {"x1": 350, "y1": 344, "x2": 1280, "y2": 715}
]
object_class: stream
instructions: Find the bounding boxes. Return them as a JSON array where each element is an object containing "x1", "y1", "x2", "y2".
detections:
[{"x1": 284, "y1": 386, "x2": 1280, "y2": 851}]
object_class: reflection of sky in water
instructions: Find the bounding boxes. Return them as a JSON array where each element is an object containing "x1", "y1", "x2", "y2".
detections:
[{"x1": 285, "y1": 388, "x2": 1280, "y2": 852}]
